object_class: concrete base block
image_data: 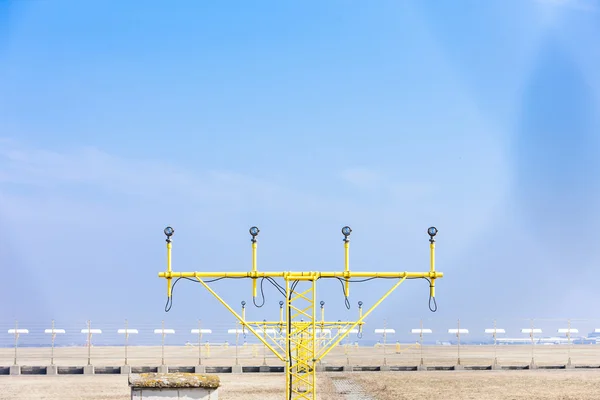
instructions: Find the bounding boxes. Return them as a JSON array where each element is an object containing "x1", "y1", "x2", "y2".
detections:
[
  {"x1": 47, "y1": 365, "x2": 58, "y2": 375},
  {"x1": 491, "y1": 363, "x2": 501, "y2": 370},
  {"x1": 83, "y1": 365, "x2": 95, "y2": 375},
  {"x1": 121, "y1": 365, "x2": 132, "y2": 375},
  {"x1": 529, "y1": 362, "x2": 538, "y2": 370},
  {"x1": 131, "y1": 387, "x2": 219, "y2": 399},
  {"x1": 232, "y1": 365, "x2": 243, "y2": 374},
  {"x1": 380, "y1": 365, "x2": 391, "y2": 371},
  {"x1": 158, "y1": 365, "x2": 168, "y2": 374},
  {"x1": 259, "y1": 366, "x2": 270, "y2": 373},
  {"x1": 342, "y1": 365, "x2": 353, "y2": 372},
  {"x1": 195, "y1": 365, "x2": 206, "y2": 374},
  {"x1": 315, "y1": 364, "x2": 324, "y2": 372},
  {"x1": 9, "y1": 365, "x2": 20, "y2": 376},
  {"x1": 454, "y1": 364, "x2": 464, "y2": 370},
  {"x1": 417, "y1": 364, "x2": 427, "y2": 371}
]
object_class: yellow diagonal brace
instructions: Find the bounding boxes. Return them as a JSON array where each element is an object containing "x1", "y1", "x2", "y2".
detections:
[
  {"x1": 195, "y1": 278, "x2": 286, "y2": 362},
  {"x1": 316, "y1": 276, "x2": 407, "y2": 361}
]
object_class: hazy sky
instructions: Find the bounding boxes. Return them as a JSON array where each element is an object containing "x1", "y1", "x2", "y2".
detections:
[{"x1": 1, "y1": 0, "x2": 600, "y2": 342}]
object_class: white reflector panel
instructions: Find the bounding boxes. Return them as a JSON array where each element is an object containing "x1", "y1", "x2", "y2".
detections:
[
  {"x1": 448, "y1": 329, "x2": 469, "y2": 334},
  {"x1": 118, "y1": 329, "x2": 139, "y2": 334},
  {"x1": 191, "y1": 329, "x2": 213, "y2": 334},
  {"x1": 44, "y1": 329, "x2": 66, "y2": 334},
  {"x1": 485, "y1": 328, "x2": 506, "y2": 334},
  {"x1": 8, "y1": 329, "x2": 29, "y2": 334},
  {"x1": 521, "y1": 328, "x2": 542, "y2": 334},
  {"x1": 81, "y1": 329, "x2": 102, "y2": 334},
  {"x1": 154, "y1": 329, "x2": 175, "y2": 334},
  {"x1": 411, "y1": 328, "x2": 433, "y2": 334},
  {"x1": 374, "y1": 329, "x2": 395, "y2": 334}
]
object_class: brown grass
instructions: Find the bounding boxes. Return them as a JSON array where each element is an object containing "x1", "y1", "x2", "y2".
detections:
[{"x1": 3, "y1": 371, "x2": 600, "y2": 400}]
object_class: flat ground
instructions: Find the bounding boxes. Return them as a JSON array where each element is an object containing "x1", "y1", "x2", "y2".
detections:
[
  {"x1": 3, "y1": 371, "x2": 600, "y2": 400},
  {"x1": 1, "y1": 344, "x2": 599, "y2": 366}
]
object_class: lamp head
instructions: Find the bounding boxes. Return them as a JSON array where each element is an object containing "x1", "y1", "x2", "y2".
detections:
[
  {"x1": 279, "y1": 301, "x2": 284, "y2": 308},
  {"x1": 320, "y1": 301, "x2": 325, "y2": 307},
  {"x1": 358, "y1": 301, "x2": 363, "y2": 307},
  {"x1": 249, "y1": 226, "x2": 260, "y2": 240},
  {"x1": 241, "y1": 301, "x2": 246, "y2": 308},
  {"x1": 341, "y1": 226, "x2": 352, "y2": 238},
  {"x1": 164, "y1": 226, "x2": 174, "y2": 241},
  {"x1": 427, "y1": 226, "x2": 438, "y2": 237}
]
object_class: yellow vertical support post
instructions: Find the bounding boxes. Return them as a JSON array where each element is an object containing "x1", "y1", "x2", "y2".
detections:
[
  {"x1": 285, "y1": 279, "x2": 290, "y2": 400},
  {"x1": 311, "y1": 278, "x2": 317, "y2": 400},
  {"x1": 164, "y1": 227, "x2": 174, "y2": 298},
  {"x1": 342, "y1": 226, "x2": 351, "y2": 297},
  {"x1": 250, "y1": 227, "x2": 259, "y2": 299},
  {"x1": 428, "y1": 227, "x2": 437, "y2": 299}
]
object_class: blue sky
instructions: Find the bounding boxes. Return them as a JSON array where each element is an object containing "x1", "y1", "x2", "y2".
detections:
[{"x1": 1, "y1": 0, "x2": 600, "y2": 341}]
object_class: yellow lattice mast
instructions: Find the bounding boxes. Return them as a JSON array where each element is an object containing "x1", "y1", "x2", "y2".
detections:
[{"x1": 159, "y1": 225, "x2": 443, "y2": 400}]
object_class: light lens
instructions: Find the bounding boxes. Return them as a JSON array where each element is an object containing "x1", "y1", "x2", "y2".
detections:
[
  {"x1": 358, "y1": 301, "x2": 363, "y2": 307},
  {"x1": 164, "y1": 226, "x2": 174, "y2": 237},
  {"x1": 320, "y1": 301, "x2": 325, "y2": 306},
  {"x1": 427, "y1": 226, "x2": 438, "y2": 237},
  {"x1": 249, "y1": 226, "x2": 260, "y2": 236},
  {"x1": 241, "y1": 301, "x2": 246, "y2": 307},
  {"x1": 279, "y1": 301, "x2": 284, "y2": 307},
  {"x1": 341, "y1": 226, "x2": 352, "y2": 236}
]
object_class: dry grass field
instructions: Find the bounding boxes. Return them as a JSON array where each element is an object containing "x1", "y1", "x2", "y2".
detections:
[
  {"x1": 2, "y1": 371, "x2": 600, "y2": 400},
  {"x1": 2, "y1": 345, "x2": 600, "y2": 399}
]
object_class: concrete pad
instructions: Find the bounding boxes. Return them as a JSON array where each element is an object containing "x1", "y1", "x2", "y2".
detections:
[
  {"x1": 417, "y1": 365, "x2": 427, "y2": 371},
  {"x1": 157, "y1": 365, "x2": 168, "y2": 373},
  {"x1": 529, "y1": 362, "x2": 538, "y2": 370},
  {"x1": 47, "y1": 365, "x2": 58, "y2": 375},
  {"x1": 342, "y1": 365, "x2": 353, "y2": 372},
  {"x1": 83, "y1": 365, "x2": 95, "y2": 375},
  {"x1": 195, "y1": 365, "x2": 207, "y2": 374},
  {"x1": 232, "y1": 365, "x2": 243, "y2": 374},
  {"x1": 380, "y1": 365, "x2": 391, "y2": 371},
  {"x1": 121, "y1": 365, "x2": 132, "y2": 375},
  {"x1": 315, "y1": 364, "x2": 324, "y2": 372},
  {"x1": 454, "y1": 365, "x2": 464, "y2": 370},
  {"x1": 9, "y1": 365, "x2": 20, "y2": 376}
]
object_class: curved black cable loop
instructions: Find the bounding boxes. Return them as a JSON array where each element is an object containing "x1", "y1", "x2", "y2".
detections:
[
  {"x1": 164, "y1": 276, "x2": 245, "y2": 313},
  {"x1": 253, "y1": 278, "x2": 267, "y2": 308},
  {"x1": 429, "y1": 296, "x2": 438, "y2": 312},
  {"x1": 335, "y1": 278, "x2": 351, "y2": 310}
]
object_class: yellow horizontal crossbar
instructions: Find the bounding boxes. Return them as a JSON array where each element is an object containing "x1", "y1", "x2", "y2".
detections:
[{"x1": 159, "y1": 271, "x2": 443, "y2": 279}]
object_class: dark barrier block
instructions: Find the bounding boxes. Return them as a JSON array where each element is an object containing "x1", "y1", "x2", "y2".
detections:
[
  {"x1": 206, "y1": 366, "x2": 232, "y2": 374},
  {"x1": 58, "y1": 366, "x2": 84, "y2": 375},
  {"x1": 242, "y1": 366, "x2": 260, "y2": 373},
  {"x1": 169, "y1": 366, "x2": 195, "y2": 373},
  {"x1": 0, "y1": 367, "x2": 9, "y2": 375},
  {"x1": 95, "y1": 366, "x2": 121, "y2": 374},
  {"x1": 390, "y1": 366, "x2": 418, "y2": 371},
  {"x1": 465, "y1": 366, "x2": 492, "y2": 371},
  {"x1": 131, "y1": 367, "x2": 158, "y2": 374},
  {"x1": 21, "y1": 366, "x2": 47, "y2": 375}
]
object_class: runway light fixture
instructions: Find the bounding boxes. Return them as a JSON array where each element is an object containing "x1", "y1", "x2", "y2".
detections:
[
  {"x1": 320, "y1": 301, "x2": 325, "y2": 308},
  {"x1": 164, "y1": 226, "x2": 174, "y2": 238},
  {"x1": 249, "y1": 226, "x2": 260, "y2": 241},
  {"x1": 279, "y1": 301, "x2": 284, "y2": 308},
  {"x1": 341, "y1": 226, "x2": 352, "y2": 240},
  {"x1": 427, "y1": 226, "x2": 437, "y2": 240}
]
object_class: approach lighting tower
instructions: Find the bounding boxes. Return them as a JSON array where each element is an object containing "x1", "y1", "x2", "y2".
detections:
[{"x1": 159, "y1": 225, "x2": 443, "y2": 400}]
